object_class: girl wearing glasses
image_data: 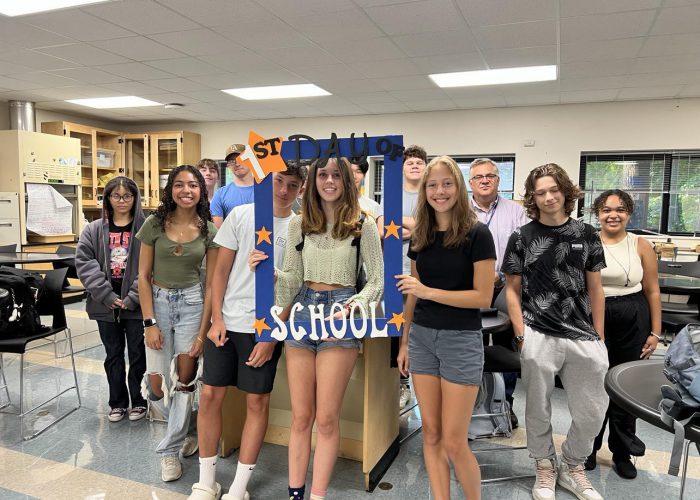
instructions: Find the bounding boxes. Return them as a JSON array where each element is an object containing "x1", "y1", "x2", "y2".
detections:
[
  {"x1": 76, "y1": 176, "x2": 148, "y2": 423},
  {"x1": 396, "y1": 156, "x2": 496, "y2": 500},
  {"x1": 586, "y1": 189, "x2": 661, "y2": 479},
  {"x1": 136, "y1": 165, "x2": 220, "y2": 483}
]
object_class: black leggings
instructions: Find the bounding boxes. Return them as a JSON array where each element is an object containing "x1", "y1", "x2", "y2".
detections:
[{"x1": 592, "y1": 292, "x2": 650, "y2": 460}]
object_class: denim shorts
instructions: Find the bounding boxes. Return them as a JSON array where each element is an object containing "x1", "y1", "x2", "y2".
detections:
[
  {"x1": 144, "y1": 282, "x2": 204, "y2": 399},
  {"x1": 285, "y1": 285, "x2": 362, "y2": 353},
  {"x1": 408, "y1": 323, "x2": 484, "y2": 385}
]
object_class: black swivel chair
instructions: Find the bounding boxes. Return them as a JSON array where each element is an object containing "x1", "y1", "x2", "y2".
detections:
[
  {"x1": 0, "y1": 268, "x2": 82, "y2": 440},
  {"x1": 605, "y1": 360, "x2": 699, "y2": 500}
]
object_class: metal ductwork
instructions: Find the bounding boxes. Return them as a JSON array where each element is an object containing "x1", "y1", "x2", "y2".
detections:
[{"x1": 9, "y1": 100, "x2": 36, "y2": 131}]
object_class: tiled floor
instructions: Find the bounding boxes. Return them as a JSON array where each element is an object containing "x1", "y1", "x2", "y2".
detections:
[{"x1": 0, "y1": 303, "x2": 697, "y2": 499}]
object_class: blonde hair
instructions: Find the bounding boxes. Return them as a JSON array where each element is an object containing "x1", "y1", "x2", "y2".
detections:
[
  {"x1": 411, "y1": 156, "x2": 477, "y2": 252},
  {"x1": 301, "y1": 157, "x2": 362, "y2": 240}
]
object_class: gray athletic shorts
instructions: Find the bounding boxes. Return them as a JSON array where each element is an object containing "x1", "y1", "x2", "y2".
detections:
[{"x1": 408, "y1": 323, "x2": 484, "y2": 386}]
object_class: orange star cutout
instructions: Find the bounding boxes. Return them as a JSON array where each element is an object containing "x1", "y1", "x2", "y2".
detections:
[
  {"x1": 386, "y1": 312, "x2": 405, "y2": 332},
  {"x1": 255, "y1": 226, "x2": 272, "y2": 245},
  {"x1": 253, "y1": 317, "x2": 271, "y2": 337},
  {"x1": 239, "y1": 130, "x2": 287, "y2": 183},
  {"x1": 384, "y1": 220, "x2": 401, "y2": 239}
]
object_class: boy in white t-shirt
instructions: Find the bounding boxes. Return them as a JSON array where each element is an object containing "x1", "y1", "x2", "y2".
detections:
[{"x1": 187, "y1": 165, "x2": 307, "y2": 500}]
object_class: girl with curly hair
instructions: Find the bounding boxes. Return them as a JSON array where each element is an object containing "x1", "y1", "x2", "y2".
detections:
[
  {"x1": 136, "y1": 165, "x2": 219, "y2": 483},
  {"x1": 396, "y1": 156, "x2": 496, "y2": 500}
]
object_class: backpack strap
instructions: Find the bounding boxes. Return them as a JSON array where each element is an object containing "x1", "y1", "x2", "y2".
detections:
[
  {"x1": 295, "y1": 232, "x2": 305, "y2": 252},
  {"x1": 352, "y1": 214, "x2": 366, "y2": 280}
]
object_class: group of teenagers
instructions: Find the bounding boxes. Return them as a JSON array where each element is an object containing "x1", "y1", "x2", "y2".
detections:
[{"x1": 74, "y1": 141, "x2": 662, "y2": 500}]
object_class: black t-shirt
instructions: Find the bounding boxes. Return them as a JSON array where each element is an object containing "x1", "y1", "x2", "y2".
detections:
[
  {"x1": 501, "y1": 218, "x2": 606, "y2": 340},
  {"x1": 108, "y1": 219, "x2": 133, "y2": 295},
  {"x1": 407, "y1": 222, "x2": 496, "y2": 330}
]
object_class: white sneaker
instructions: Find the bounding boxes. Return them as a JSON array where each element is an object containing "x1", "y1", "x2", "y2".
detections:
[
  {"x1": 161, "y1": 454, "x2": 182, "y2": 482},
  {"x1": 187, "y1": 482, "x2": 222, "y2": 500},
  {"x1": 399, "y1": 383, "x2": 411, "y2": 410},
  {"x1": 221, "y1": 492, "x2": 249, "y2": 500},
  {"x1": 182, "y1": 434, "x2": 199, "y2": 458},
  {"x1": 533, "y1": 459, "x2": 557, "y2": 500},
  {"x1": 557, "y1": 463, "x2": 603, "y2": 500}
]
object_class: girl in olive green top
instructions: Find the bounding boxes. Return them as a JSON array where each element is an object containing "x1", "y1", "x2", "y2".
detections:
[{"x1": 136, "y1": 165, "x2": 219, "y2": 483}]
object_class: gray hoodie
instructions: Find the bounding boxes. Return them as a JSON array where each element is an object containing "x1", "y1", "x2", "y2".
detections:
[{"x1": 75, "y1": 189, "x2": 145, "y2": 322}]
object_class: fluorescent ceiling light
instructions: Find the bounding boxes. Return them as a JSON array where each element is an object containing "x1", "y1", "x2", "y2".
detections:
[
  {"x1": 222, "y1": 84, "x2": 331, "y2": 100},
  {"x1": 66, "y1": 96, "x2": 161, "y2": 109},
  {"x1": 0, "y1": 0, "x2": 109, "y2": 17},
  {"x1": 429, "y1": 65, "x2": 557, "y2": 88}
]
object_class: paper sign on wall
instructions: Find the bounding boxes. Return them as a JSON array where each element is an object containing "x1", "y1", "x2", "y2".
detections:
[{"x1": 26, "y1": 183, "x2": 73, "y2": 235}]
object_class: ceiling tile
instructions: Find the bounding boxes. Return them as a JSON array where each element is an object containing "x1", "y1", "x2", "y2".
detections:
[
  {"x1": 197, "y1": 50, "x2": 265, "y2": 72},
  {"x1": 348, "y1": 58, "x2": 422, "y2": 79},
  {"x1": 630, "y1": 54, "x2": 700, "y2": 74},
  {"x1": 84, "y1": 0, "x2": 201, "y2": 35},
  {"x1": 188, "y1": 72, "x2": 258, "y2": 89},
  {"x1": 150, "y1": 29, "x2": 239, "y2": 57},
  {"x1": 651, "y1": 5, "x2": 700, "y2": 35},
  {"x1": 455, "y1": 0, "x2": 556, "y2": 26},
  {"x1": 145, "y1": 58, "x2": 222, "y2": 78},
  {"x1": 92, "y1": 36, "x2": 185, "y2": 61},
  {"x1": 0, "y1": 60, "x2": 36, "y2": 76},
  {"x1": 47, "y1": 67, "x2": 129, "y2": 84},
  {"x1": 617, "y1": 85, "x2": 683, "y2": 99},
  {"x1": 679, "y1": 83, "x2": 700, "y2": 97},
  {"x1": 483, "y1": 45, "x2": 557, "y2": 68},
  {"x1": 323, "y1": 37, "x2": 406, "y2": 64},
  {"x1": 0, "y1": 18, "x2": 74, "y2": 49},
  {"x1": 559, "y1": 0, "x2": 663, "y2": 17},
  {"x1": 0, "y1": 49, "x2": 76, "y2": 71},
  {"x1": 561, "y1": 11, "x2": 657, "y2": 43},
  {"x1": 560, "y1": 89, "x2": 620, "y2": 103},
  {"x1": 411, "y1": 52, "x2": 485, "y2": 74},
  {"x1": 372, "y1": 75, "x2": 436, "y2": 91},
  {"x1": 359, "y1": 101, "x2": 412, "y2": 114},
  {"x1": 97, "y1": 62, "x2": 176, "y2": 81},
  {"x1": 23, "y1": 10, "x2": 136, "y2": 42},
  {"x1": 364, "y1": 0, "x2": 467, "y2": 36},
  {"x1": 136, "y1": 92, "x2": 200, "y2": 105},
  {"x1": 561, "y1": 38, "x2": 645, "y2": 63},
  {"x1": 284, "y1": 9, "x2": 385, "y2": 44},
  {"x1": 257, "y1": 43, "x2": 341, "y2": 69},
  {"x1": 504, "y1": 93, "x2": 561, "y2": 106},
  {"x1": 316, "y1": 79, "x2": 383, "y2": 94},
  {"x1": 30, "y1": 85, "x2": 123, "y2": 100},
  {"x1": 9, "y1": 71, "x2": 78, "y2": 87},
  {"x1": 253, "y1": 0, "x2": 355, "y2": 18},
  {"x1": 391, "y1": 88, "x2": 451, "y2": 102},
  {"x1": 37, "y1": 43, "x2": 131, "y2": 66},
  {"x1": 559, "y1": 59, "x2": 636, "y2": 79},
  {"x1": 452, "y1": 94, "x2": 508, "y2": 108},
  {"x1": 344, "y1": 91, "x2": 400, "y2": 105},
  {"x1": 559, "y1": 76, "x2": 626, "y2": 91},
  {"x1": 406, "y1": 99, "x2": 456, "y2": 112},
  {"x1": 392, "y1": 30, "x2": 478, "y2": 58},
  {"x1": 623, "y1": 71, "x2": 700, "y2": 87},
  {"x1": 0, "y1": 75, "x2": 44, "y2": 91},
  {"x1": 157, "y1": 0, "x2": 271, "y2": 26},
  {"x1": 640, "y1": 33, "x2": 700, "y2": 57},
  {"x1": 147, "y1": 78, "x2": 211, "y2": 93},
  {"x1": 212, "y1": 19, "x2": 311, "y2": 51},
  {"x1": 474, "y1": 20, "x2": 556, "y2": 50},
  {"x1": 101, "y1": 80, "x2": 174, "y2": 95}
]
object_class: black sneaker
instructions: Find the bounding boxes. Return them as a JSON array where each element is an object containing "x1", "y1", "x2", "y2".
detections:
[
  {"x1": 108, "y1": 408, "x2": 127, "y2": 422},
  {"x1": 129, "y1": 406, "x2": 147, "y2": 421},
  {"x1": 613, "y1": 458, "x2": 637, "y2": 479},
  {"x1": 584, "y1": 452, "x2": 597, "y2": 471}
]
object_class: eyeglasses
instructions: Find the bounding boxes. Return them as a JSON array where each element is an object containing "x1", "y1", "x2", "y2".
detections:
[
  {"x1": 109, "y1": 193, "x2": 134, "y2": 202},
  {"x1": 470, "y1": 174, "x2": 499, "y2": 182}
]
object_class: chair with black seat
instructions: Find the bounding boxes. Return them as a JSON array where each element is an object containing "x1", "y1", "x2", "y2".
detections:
[
  {"x1": 605, "y1": 360, "x2": 700, "y2": 500},
  {"x1": 0, "y1": 267, "x2": 82, "y2": 440}
]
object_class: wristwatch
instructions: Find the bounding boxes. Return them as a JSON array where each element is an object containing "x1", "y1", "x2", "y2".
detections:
[
  {"x1": 512, "y1": 335, "x2": 525, "y2": 350},
  {"x1": 143, "y1": 318, "x2": 157, "y2": 328}
]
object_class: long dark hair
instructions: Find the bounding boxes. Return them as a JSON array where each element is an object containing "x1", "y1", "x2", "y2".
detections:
[
  {"x1": 103, "y1": 176, "x2": 139, "y2": 221},
  {"x1": 153, "y1": 165, "x2": 211, "y2": 240}
]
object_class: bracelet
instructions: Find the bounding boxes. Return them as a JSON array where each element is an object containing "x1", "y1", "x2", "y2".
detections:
[
  {"x1": 649, "y1": 332, "x2": 662, "y2": 341},
  {"x1": 196, "y1": 337, "x2": 204, "y2": 343}
]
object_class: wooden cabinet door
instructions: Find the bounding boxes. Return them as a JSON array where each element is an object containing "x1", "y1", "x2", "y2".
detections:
[{"x1": 122, "y1": 133, "x2": 150, "y2": 207}]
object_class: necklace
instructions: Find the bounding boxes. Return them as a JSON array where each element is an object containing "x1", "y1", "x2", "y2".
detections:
[{"x1": 603, "y1": 234, "x2": 631, "y2": 287}]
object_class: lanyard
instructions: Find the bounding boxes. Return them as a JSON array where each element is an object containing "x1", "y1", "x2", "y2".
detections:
[{"x1": 483, "y1": 198, "x2": 500, "y2": 227}]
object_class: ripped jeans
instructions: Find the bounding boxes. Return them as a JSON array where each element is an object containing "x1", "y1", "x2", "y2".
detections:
[{"x1": 142, "y1": 282, "x2": 204, "y2": 456}]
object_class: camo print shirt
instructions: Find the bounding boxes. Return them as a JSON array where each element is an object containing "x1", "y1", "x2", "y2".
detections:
[{"x1": 502, "y1": 218, "x2": 606, "y2": 340}]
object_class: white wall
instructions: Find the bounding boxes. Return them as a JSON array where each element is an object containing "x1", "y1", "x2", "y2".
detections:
[
  {"x1": 131, "y1": 97, "x2": 700, "y2": 196},
  {"x1": 0, "y1": 101, "x2": 9, "y2": 130}
]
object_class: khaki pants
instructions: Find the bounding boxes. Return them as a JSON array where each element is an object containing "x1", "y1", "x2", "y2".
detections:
[{"x1": 521, "y1": 327, "x2": 609, "y2": 466}]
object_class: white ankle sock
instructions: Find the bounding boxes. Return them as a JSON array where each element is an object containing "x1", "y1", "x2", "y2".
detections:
[
  {"x1": 198, "y1": 455, "x2": 217, "y2": 490},
  {"x1": 229, "y1": 461, "x2": 255, "y2": 498}
]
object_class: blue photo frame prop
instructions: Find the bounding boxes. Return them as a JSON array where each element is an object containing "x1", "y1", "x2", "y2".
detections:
[{"x1": 253, "y1": 134, "x2": 404, "y2": 341}]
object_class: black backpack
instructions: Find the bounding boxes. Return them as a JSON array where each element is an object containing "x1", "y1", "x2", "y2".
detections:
[
  {"x1": 0, "y1": 268, "x2": 44, "y2": 337},
  {"x1": 296, "y1": 214, "x2": 367, "y2": 292}
]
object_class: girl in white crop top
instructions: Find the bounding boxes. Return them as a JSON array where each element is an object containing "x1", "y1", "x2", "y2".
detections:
[
  {"x1": 261, "y1": 157, "x2": 383, "y2": 500},
  {"x1": 586, "y1": 189, "x2": 662, "y2": 478}
]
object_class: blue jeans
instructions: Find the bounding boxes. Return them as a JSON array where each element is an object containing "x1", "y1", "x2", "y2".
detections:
[
  {"x1": 285, "y1": 286, "x2": 362, "y2": 352},
  {"x1": 142, "y1": 282, "x2": 203, "y2": 456}
]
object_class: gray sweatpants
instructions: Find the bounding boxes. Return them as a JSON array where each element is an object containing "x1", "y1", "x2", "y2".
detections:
[{"x1": 521, "y1": 326, "x2": 609, "y2": 466}]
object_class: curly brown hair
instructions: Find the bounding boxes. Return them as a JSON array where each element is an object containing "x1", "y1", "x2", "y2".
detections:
[
  {"x1": 153, "y1": 165, "x2": 211, "y2": 240},
  {"x1": 403, "y1": 145, "x2": 427, "y2": 164},
  {"x1": 592, "y1": 189, "x2": 634, "y2": 216},
  {"x1": 523, "y1": 163, "x2": 582, "y2": 220}
]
